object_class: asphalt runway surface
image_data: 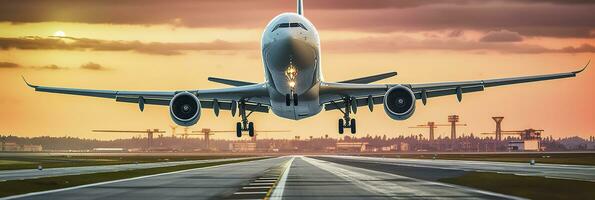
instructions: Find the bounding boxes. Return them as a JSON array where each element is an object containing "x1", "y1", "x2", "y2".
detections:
[
  {"x1": 2, "y1": 156, "x2": 526, "y2": 200},
  {"x1": 319, "y1": 155, "x2": 595, "y2": 182},
  {"x1": 0, "y1": 157, "x2": 256, "y2": 181}
]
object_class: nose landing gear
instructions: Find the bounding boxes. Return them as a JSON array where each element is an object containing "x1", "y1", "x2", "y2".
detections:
[{"x1": 285, "y1": 92, "x2": 299, "y2": 106}]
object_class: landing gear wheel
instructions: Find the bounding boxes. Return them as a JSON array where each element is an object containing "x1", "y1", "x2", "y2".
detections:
[
  {"x1": 236, "y1": 122, "x2": 242, "y2": 137},
  {"x1": 293, "y1": 93, "x2": 298, "y2": 106},
  {"x1": 338, "y1": 119, "x2": 344, "y2": 134},
  {"x1": 248, "y1": 122, "x2": 255, "y2": 137},
  {"x1": 285, "y1": 94, "x2": 291, "y2": 106},
  {"x1": 350, "y1": 119, "x2": 356, "y2": 134}
]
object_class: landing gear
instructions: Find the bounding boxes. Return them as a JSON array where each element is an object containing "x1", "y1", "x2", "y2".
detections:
[
  {"x1": 236, "y1": 122, "x2": 242, "y2": 137},
  {"x1": 285, "y1": 94, "x2": 291, "y2": 106},
  {"x1": 335, "y1": 97, "x2": 357, "y2": 134},
  {"x1": 350, "y1": 118, "x2": 356, "y2": 134},
  {"x1": 235, "y1": 100, "x2": 256, "y2": 138},
  {"x1": 286, "y1": 92, "x2": 299, "y2": 106},
  {"x1": 292, "y1": 93, "x2": 298, "y2": 106},
  {"x1": 248, "y1": 122, "x2": 255, "y2": 137}
]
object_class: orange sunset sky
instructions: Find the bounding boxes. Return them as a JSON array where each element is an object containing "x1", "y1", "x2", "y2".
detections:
[{"x1": 0, "y1": 0, "x2": 593, "y2": 140}]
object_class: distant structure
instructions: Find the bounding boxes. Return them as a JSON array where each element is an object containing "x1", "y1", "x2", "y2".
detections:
[
  {"x1": 409, "y1": 122, "x2": 439, "y2": 141},
  {"x1": 92, "y1": 148, "x2": 126, "y2": 152},
  {"x1": 22, "y1": 144, "x2": 43, "y2": 152},
  {"x1": 184, "y1": 128, "x2": 234, "y2": 151},
  {"x1": 2, "y1": 142, "x2": 20, "y2": 151},
  {"x1": 169, "y1": 125, "x2": 178, "y2": 138},
  {"x1": 0, "y1": 136, "x2": 6, "y2": 151},
  {"x1": 229, "y1": 142, "x2": 257, "y2": 152},
  {"x1": 93, "y1": 129, "x2": 165, "y2": 149},
  {"x1": 483, "y1": 128, "x2": 543, "y2": 151},
  {"x1": 336, "y1": 142, "x2": 367, "y2": 152},
  {"x1": 492, "y1": 117, "x2": 504, "y2": 141},
  {"x1": 409, "y1": 120, "x2": 466, "y2": 141},
  {"x1": 448, "y1": 115, "x2": 467, "y2": 139}
]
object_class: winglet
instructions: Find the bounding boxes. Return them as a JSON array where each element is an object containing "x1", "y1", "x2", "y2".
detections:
[
  {"x1": 22, "y1": 76, "x2": 37, "y2": 88},
  {"x1": 573, "y1": 59, "x2": 590, "y2": 74}
]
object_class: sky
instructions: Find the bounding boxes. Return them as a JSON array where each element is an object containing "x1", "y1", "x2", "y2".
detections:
[{"x1": 0, "y1": 0, "x2": 593, "y2": 140}]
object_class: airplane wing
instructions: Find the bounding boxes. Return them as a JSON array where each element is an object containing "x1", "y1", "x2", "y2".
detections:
[
  {"x1": 338, "y1": 72, "x2": 397, "y2": 84},
  {"x1": 321, "y1": 62, "x2": 588, "y2": 111},
  {"x1": 208, "y1": 77, "x2": 256, "y2": 86},
  {"x1": 23, "y1": 78, "x2": 270, "y2": 113}
]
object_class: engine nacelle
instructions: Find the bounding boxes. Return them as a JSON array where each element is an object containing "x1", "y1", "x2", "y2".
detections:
[
  {"x1": 383, "y1": 85, "x2": 416, "y2": 120},
  {"x1": 169, "y1": 92, "x2": 201, "y2": 126}
]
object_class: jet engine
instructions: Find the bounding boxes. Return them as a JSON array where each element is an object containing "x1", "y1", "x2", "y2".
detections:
[
  {"x1": 383, "y1": 85, "x2": 416, "y2": 120},
  {"x1": 169, "y1": 92, "x2": 201, "y2": 126}
]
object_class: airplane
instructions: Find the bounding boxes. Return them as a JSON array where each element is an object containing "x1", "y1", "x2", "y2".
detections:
[{"x1": 23, "y1": 0, "x2": 588, "y2": 137}]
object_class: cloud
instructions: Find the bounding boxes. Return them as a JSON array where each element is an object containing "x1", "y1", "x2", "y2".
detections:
[
  {"x1": 0, "y1": 0, "x2": 593, "y2": 38},
  {"x1": 0, "y1": 62, "x2": 21, "y2": 68},
  {"x1": 0, "y1": 61, "x2": 110, "y2": 70},
  {"x1": 0, "y1": 36, "x2": 257, "y2": 55},
  {"x1": 324, "y1": 35, "x2": 595, "y2": 54},
  {"x1": 559, "y1": 44, "x2": 595, "y2": 54},
  {"x1": 448, "y1": 30, "x2": 465, "y2": 38},
  {"x1": 80, "y1": 62, "x2": 105, "y2": 70},
  {"x1": 1, "y1": 34, "x2": 593, "y2": 55},
  {"x1": 30, "y1": 64, "x2": 64, "y2": 70},
  {"x1": 480, "y1": 30, "x2": 523, "y2": 42}
]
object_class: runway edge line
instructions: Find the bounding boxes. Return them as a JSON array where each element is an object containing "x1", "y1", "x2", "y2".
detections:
[{"x1": 0, "y1": 157, "x2": 270, "y2": 200}]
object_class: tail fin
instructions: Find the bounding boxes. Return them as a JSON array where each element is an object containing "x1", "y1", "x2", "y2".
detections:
[{"x1": 297, "y1": 0, "x2": 304, "y2": 15}]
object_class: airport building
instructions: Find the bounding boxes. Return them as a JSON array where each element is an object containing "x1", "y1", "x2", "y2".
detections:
[
  {"x1": 399, "y1": 142, "x2": 410, "y2": 152},
  {"x1": 1, "y1": 143, "x2": 43, "y2": 152},
  {"x1": 1, "y1": 142, "x2": 20, "y2": 151},
  {"x1": 508, "y1": 139, "x2": 540, "y2": 151},
  {"x1": 92, "y1": 148, "x2": 127, "y2": 152},
  {"x1": 22, "y1": 144, "x2": 43, "y2": 152},
  {"x1": 230, "y1": 142, "x2": 257, "y2": 152},
  {"x1": 336, "y1": 142, "x2": 367, "y2": 152}
]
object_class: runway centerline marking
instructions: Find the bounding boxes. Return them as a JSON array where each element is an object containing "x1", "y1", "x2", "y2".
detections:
[{"x1": 268, "y1": 156, "x2": 295, "y2": 200}]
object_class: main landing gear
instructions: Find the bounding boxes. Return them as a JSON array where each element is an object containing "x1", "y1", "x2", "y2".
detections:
[
  {"x1": 235, "y1": 100, "x2": 255, "y2": 138},
  {"x1": 335, "y1": 97, "x2": 357, "y2": 134}
]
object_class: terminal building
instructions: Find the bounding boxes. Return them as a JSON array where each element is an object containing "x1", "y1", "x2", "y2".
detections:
[
  {"x1": 507, "y1": 139, "x2": 540, "y2": 151},
  {"x1": 507, "y1": 129, "x2": 542, "y2": 151},
  {"x1": 336, "y1": 142, "x2": 367, "y2": 152},
  {"x1": 229, "y1": 142, "x2": 257, "y2": 152}
]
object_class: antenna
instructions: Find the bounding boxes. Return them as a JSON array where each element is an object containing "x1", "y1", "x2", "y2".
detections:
[{"x1": 297, "y1": 0, "x2": 304, "y2": 15}]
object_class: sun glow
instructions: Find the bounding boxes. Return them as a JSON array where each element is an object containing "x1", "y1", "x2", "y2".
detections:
[{"x1": 53, "y1": 30, "x2": 66, "y2": 37}]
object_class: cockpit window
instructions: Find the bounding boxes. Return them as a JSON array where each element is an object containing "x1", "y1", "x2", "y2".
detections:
[{"x1": 272, "y1": 23, "x2": 308, "y2": 32}]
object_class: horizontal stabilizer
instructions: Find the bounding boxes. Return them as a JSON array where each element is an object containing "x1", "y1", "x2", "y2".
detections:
[
  {"x1": 339, "y1": 72, "x2": 397, "y2": 84},
  {"x1": 208, "y1": 77, "x2": 256, "y2": 87}
]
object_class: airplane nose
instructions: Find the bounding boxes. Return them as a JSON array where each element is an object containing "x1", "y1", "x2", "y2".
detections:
[{"x1": 277, "y1": 29, "x2": 303, "y2": 43}]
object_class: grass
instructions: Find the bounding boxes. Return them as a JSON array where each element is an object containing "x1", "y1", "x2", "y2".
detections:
[
  {"x1": 440, "y1": 172, "x2": 595, "y2": 200},
  {"x1": 367, "y1": 153, "x2": 595, "y2": 166},
  {"x1": 0, "y1": 157, "x2": 268, "y2": 198},
  {"x1": 0, "y1": 155, "x2": 249, "y2": 170}
]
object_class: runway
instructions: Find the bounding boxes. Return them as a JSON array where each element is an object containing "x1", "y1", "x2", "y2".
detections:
[
  {"x1": 0, "y1": 157, "x2": 257, "y2": 181},
  {"x1": 3, "y1": 156, "x2": 523, "y2": 200},
  {"x1": 318, "y1": 155, "x2": 595, "y2": 182}
]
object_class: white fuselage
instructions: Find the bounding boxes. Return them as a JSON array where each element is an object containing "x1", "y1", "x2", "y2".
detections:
[{"x1": 262, "y1": 13, "x2": 322, "y2": 120}]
